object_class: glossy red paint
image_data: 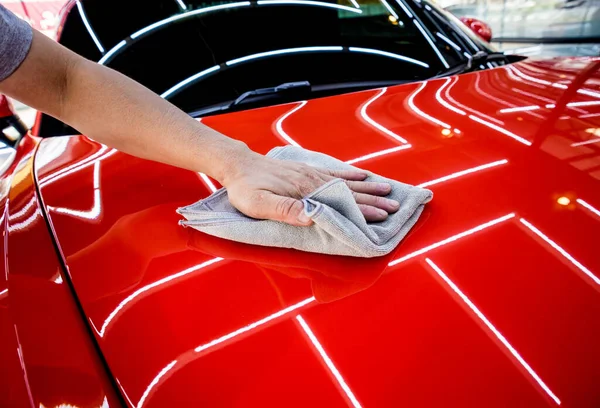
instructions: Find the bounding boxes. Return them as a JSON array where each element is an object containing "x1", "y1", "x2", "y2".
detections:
[
  {"x1": 31, "y1": 58, "x2": 600, "y2": 407},
  {"x1": 0, "y1": 94, "x2": 14, "y2": 118},
  {"x1": 0, "y1": 135, "x2": 122, "y2": 407},
  {"x1": 460, "y1": 17, "x2": 493, "y2": 43}
]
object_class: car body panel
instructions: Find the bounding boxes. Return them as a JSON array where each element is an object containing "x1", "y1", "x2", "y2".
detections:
[
  {"x1": 0, "y1": 136, "x2": 122, "y2": 407},
  {"x1": 33, "y1": 58, "x2": 600, "y2": 407}
]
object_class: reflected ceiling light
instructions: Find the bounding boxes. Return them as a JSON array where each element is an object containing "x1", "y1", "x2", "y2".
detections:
[
  {"x1": 520, "y1": 218, "x2": 599, "y2": 286},
  {"x1": 275, "y1": 101, "x2": 306, "y2": 147},
  {"x1": 567, "y1": 101, "x2": 600, "y2": 108},
  {"x1": 195, "y1": 297, "x2": 315, "y2": 353},
  {"x1": 132, "y1": 2, "x2": 251, "y2": 39},
  {"x1": 557, "y1": 196, "x2": 570, "y2": 206},
  {"x1": 388, "y1": 213, "x2": 515, "y2": 266},
  {"x1": 137, "y1": 360, "x2": 178, "y2": 408},
  {"x1": 545, "y1": 104, "x2": 555, "y2": 109},
  {"x1": 395, "y1": 0, "x2": 413, "y2": 17},
  {"x1": 552, "y1": 83, "x2": 568, "y2": 89},
  {"x1": 468, "y1": 115, "x2": 532, "y2": 146},
  {"x1": 360, "y1": 88, "x2": 409, "y2": 144},
  {"x1": 571, "y1": 137, "x2": 600, "y2": 147},
  {"x1": 256, "y1": 0, "x2": 362, "y2": 13},
  {"x1": 98, "y1": 40, "x2": 126, "y2": 65},
  {"x1": 417, "y1": 159, "x2": 508, "y2": 189},
  {"x1": 345, "y1": 144, "x2": 412, "y2": 165},
  {"x1": 577, "y1": 198, "x2": 600, "y2": 218},
  {"x1": 408, "y1": 82, "x2": 452, "y2": 129},
  {"x1": 176, "y1": 0, "x2": 187, "y2": 10},
  {"x1": 297, "y1": 315, "x2": 363, "y2": 408},
  {"x1": 577, "y1": 88, "x2": 600, "y2": 99},
  {"x1": 51, "y1": 161, "x2": 102, "y2": 221},
  {"x1": 499, "y1": 105, "x2": 540, "y2": 113},
  {"x1": 388, "y1": 15, "x2": 398, "y2": 24},
  {"x1": 41, "y1": 148, "x2": 116, "y2": 187},
  {"x1": 441, "y1": 128, "x2": 451, "y2": 136},
  {"x1": 99, "y1": 257, "x2": 225, "y2": 337},
  {"x1": 349, "y1": 0, "x2": 360, "y2": 8},
  {"x1": 76, "y1": 0, "x2": 104, "y2": 53},
  {"x1": 226, "y1": 46, "x2": 343, "y2": 66},
  {"x1": 425, "y1": 258, "x2": 561, "y2": 406},
  {"x1": 435, "y1": 32, "x2": 461, "y2": 51},
  {"x1": 8, "y1": 196, "x2": 36, "y2": 221},
  {"x1": 349, "y1": 47, "x2": 429, "y2": 68},
  {"x1": 0, "y1": 288, "x2": 7, "y2": 298},
  {"x1": 380, "y1": 0, "x2": 399, "y2": 19},
  {"x1": 413, "y1": 20, "x2": 449, "y2": 69},
  {"x1": 160, "y1": 65, "x2": 220, "y2": 98},
  {"x1": 436, "y1": 78, "x2": 466, "y2": 116},
  {"x1": 198, "y1": 173, "x2": 218, "y2": 193},
  {"x1": 453, "y1": 128, "x2": 461, "y2": 134}
]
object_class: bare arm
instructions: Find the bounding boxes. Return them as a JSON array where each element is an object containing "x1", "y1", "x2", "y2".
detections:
[{"x1": 0, "y1": 30, "x2": 399, "y2": 225}]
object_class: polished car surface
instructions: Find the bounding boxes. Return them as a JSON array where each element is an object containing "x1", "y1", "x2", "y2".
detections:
[{"x1": 2, "y1": 0, "x2": 600, "y2": 407}]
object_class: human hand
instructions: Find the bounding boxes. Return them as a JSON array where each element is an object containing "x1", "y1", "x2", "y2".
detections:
[{"x1": 222, "y1": 150, "x2": 400, "y2": 226}]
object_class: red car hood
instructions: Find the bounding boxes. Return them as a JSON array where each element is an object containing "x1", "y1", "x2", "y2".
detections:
[{"x1": 35, "y1": 58, "x2": 600, "y2": 408}]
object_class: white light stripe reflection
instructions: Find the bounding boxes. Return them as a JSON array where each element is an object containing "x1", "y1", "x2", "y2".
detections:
[
  {"x1": 424, "y1": 258, "x2": 561, "y2": 405},
  {"x1": 0, "y1": 288, "x2": 7, "y2": 297},
  {"x1": 546, "y1": 104, "x2": 555, "y2": 109},
  {"x1": 137, "y1": 360, "x2": 177, "y2": 408},
  {"x1": 99, "y1": 258, "x2": 224, "y2": 337},
  {"x1": 435, "y1": 32, "x2": 461, "y2": 51},
  {"x1": 469, "y1": 115, "x2": 532, "y2": 146},
  {"x1": 571, "y1": 138, "x2": 600, "y2": 147},
  {"x1": 76, "y1": 0, "x2": 104, "y2": 53},
  {"x1": 520, "y1": 218, "x2": 599, "y2": 286},
  {"x1": 345, "y1": 144, "x2": 412, "y2": 165},
  {"x1": 198, "y1": 173, "x2": 218, "y2": 193},
  {"x1": 499, "y1": 105, "x2": 540, "y2": 113},
  {"x1": 132, "y1": 2, "x2": 251, "y2": 39},
  {"x1": 348, "y1": 47, "x2": 429, "y2": 68},
  {"x1": 435, "y1": 79, "x2": 466, "y2": 115},
  {"x1": 408, "y1": 82, "x2": 451, "y2": 129},
  {"x1": 160, "y1": 65, "x2": 220, "y2": 98},
  {"x1": 379, "y1": 0, "x2": 398, "y2": 19},
  {"x1": 8, "y1": 196, "x2": 36, "y2": 221},
  {"x1": 51, "y1": 161, "x2": 102, "y2": 220},
  {"x1": 395, "y1": 0, "x2": 413, "y2": 17},
  {"x1": 297, "y1": 315, "x2": 362, "y2": 408},
  {"x1": 275, "y1": 101, "x2": 306, "y2": 147},
  {"x1": 349, "y1": 0, "x2": 360, "y2": 8},
  {"x1": 40, "y1": 144, "x2": 109, "y2": 184},
  {"x1": 176, "y1": 0, "x2": 187, "y2": 9},
  {"x1": 257, "y1": 0, "x2": 362, "y2": 13},
  {"x1": 577, "y1": 199, "x2": 600, "y2": 218},
  {"x1": 417, "y1": 159, "x2": 508, "y2": 188},
  {"x1": 413, "y1": 20, "x2": 449, "y2": 68},
  {"x1": 98, "y1": 40, "x2": 126, "y2": 65},
  {"x1": 40, "y1": 148, "x2": 117, "y2": 187},
  {"x1": 195, "y1": 297, "x2": 316, "y2": 353},
  {"x1": 227, "y1": 46, "x2": 343, "y2": 66},
  {"x1": 388, "y1": 213, "x2": 515, "y2": 266},
  {"x1": 567, "y1": 100, "x2": 600, "y2": 108},
  {"x1": 360, "y1": 88, "x2": 409, "y2": 144}
]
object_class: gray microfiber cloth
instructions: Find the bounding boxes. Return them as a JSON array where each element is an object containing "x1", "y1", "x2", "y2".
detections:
[{"x1": 178, "y1": 146, "x2": 433, "y2": 257}]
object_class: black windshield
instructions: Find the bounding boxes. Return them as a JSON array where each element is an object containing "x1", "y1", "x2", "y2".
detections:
[{"x1": 41, "y1": 0, "x2": 494, "y2": 135}]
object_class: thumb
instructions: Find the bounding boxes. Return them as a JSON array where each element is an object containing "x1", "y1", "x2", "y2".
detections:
[{"x1": 254, "y1": 192, "x2": 313, "y2": 226}]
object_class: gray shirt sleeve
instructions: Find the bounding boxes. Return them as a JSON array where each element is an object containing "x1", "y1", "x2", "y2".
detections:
[{"x1": 0, "y1": 5, "x2": 33, "y2": 82}]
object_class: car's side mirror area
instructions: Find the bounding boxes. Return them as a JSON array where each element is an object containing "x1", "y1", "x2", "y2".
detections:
[
  {"x1": 459, "y1": 17, "x2": 493, "y2": 43},
  {"x1": 0, "y1": 95, "x2": 28, "y2": 147}
]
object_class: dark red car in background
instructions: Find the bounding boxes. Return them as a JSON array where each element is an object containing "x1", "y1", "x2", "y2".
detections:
[{"x1": 1, "y1": 1, "x2": 599, "y2": 407}]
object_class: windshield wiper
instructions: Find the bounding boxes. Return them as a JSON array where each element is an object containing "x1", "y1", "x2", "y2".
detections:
[
  {"x1": 229, "y1": 81, "x2": 312, "y2": 108},
  {"x1": 433, "y1": 51, "x2": 509, "y2": 78}
]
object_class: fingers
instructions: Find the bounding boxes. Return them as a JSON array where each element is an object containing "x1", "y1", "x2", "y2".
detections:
[
  {"x1": 317, "y1": 168, "x2": 368, "y2": 181},
  {"x1": 353, "y1": 192, "x2": 399, "y2": 213},
  {"x1": 358, "y1": 204, "x2": 389, "y2": 222},
  {"x1": 248, "y1": 191, "x2": 313, "y2": 226},
  {"x1": 345, "y1": 180, "x2": 392, "y2": 195}
]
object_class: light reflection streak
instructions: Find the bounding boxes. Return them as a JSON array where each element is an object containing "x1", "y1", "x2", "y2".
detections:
[
  {"x1": 195, "y1": 297, "x2": 315, "y2": 353},
  {"x1": 395, "y1": 0, "x2": 413, "y2": 17},
  {"x1": 198, "y1": 173, "x2": 218, "y2": 193},
  {"x1": 468, "y1": 115, "x2": 532, "y2": 146},
  {"x1": 345, "y1": 145, "x2": 412, "y2": 165},
  {"x1": 40, "y1": 145, "x2": 109, "y2": 185},
  {"x1": 436, "y1": 78, "x2": 466, "y2": 115},
  {"x1": 360, "y1": 88, "x2": 409, "y2": 144},
  {"x1": 425, "y1": 258, "x2": 561, "y2": 405},
  {"x1": 520, "y1": 218, "x2": 599, "y2": 286},
  {"x1": 99, "y1": 257, "x2": 224, "y2": 337},
  {"x1": 50, "y1": 162, "x2": 102, "y2": 221},
  {"x1": 256, "y1": 0, "x2": 361, "y2": 13},
  {"x1": 0, "y1": 288, "x2": 7, "y2": 298},
  {"x1": 40, "y1": 148, "x2": 117, "y2": 187},
  {"x1": 499, "y1": 105, "x2": 540, "y2": 113},
  {"x1": 413, "y1": 20, "x2": 449, "y2": 68},
  {"x1": 577, "y1": 198, "x2": 600, "y2": 218},
  {"x1": 275, "y1": 101, "x2": 306, "y2": 146},
  {"x1": 8, "y1": 196, "x2": 36, "y2": 221},
  {"x1": 417, "y1": 159, "x2": 508, "y2": 188},
  {"x1": 567, "y1": 100, "x2": 600, "y2": 108},
  {"x1": 444, "y1": 77, "x2": 504, "y2": 125},
  {"x1": 176, "y1": 0, "x2": 187, "y2": 10},
  {"x1": 7, "y1": 212, "x2": 39, "y2": 232},
  {"x1": 388, "y1": 213, "x2": 515, "y2": 266},
  {"x1": 137, "y1": 360, "x2": 178, "y2": 408},
  {"x1": 380, "y1": 0, "x2": 398, "y2": 19},
  {"x1": 435, "y1": 32, "x2": 461, "y2": 51},
  {"x1": 571, "y1": 136, "x2": 600, "y2": 147},
  {"x1": 407, "y1": 82, "x2": 453, "y2": 129},
  {"x1": 98, "y1": 40, "x2": 126, "y2": 65},
  {"x1": 474, "y1": 74, "x2": 545, "y2": 120},
  {"x1": 297, "y1": 315, "x2": 362, "y2": 408},
  {"x1": 226, "y1": 46, "x2": 344, "y2": 66},
  {"x1": 76, "y1": 0, "x2": 104, "y2": 53},
  {"x1": 161, "y1": 66, "x2": 220, "y2": 98}
]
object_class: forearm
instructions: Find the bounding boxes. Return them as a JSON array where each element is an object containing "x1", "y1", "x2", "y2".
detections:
[{"x1": 0, "y1": 30, "x2": 251, "y2": 182}]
